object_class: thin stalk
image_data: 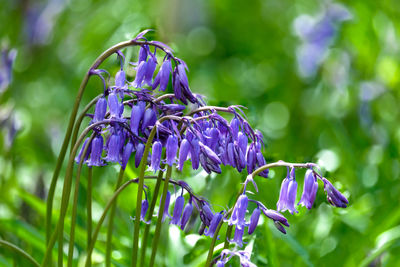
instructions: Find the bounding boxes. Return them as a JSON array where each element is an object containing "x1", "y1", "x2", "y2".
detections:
[
  {"x1": 223, "y1": 226, "x2": 233, "y2": 249},
  {"x1": 87, "y1": 167, "x2": 93, "y2": 263},
  {"x1": 205, "y1": 219, "x2": 225, "y2": 266},
  {"x1": 42, "y1": 120, "x2": 110, "y2": 267},
  {"x1": 45, "y1": 38, "x2": 161, "y2": 248},
  {"x1": 105, "y1": 169, "x2": 126, "y2": 267},
  {"x1": 139, "y1": 162, "x2": 166, "y2": 266},
  {"x1": 84, "y1": 176, "x2": 157, "y2": 267},
  {"x1": 131, "y1": 126, "x2": 157, "y2": 267},
  {"x1": 70, "y1": 94, "x2": 102, "y2": 151},
  {"x1": 0, "y1": 240, "x2": 40, "y2": 267},
  {"x1": 149, "y1": 165, "x2": 172, "y2": 267},
  {"x1": 67, "y1": 135, "x2": 95, "y2": 267},
  {"x1": 207, "y1": 183, "x2": 246, "y2": 266}
]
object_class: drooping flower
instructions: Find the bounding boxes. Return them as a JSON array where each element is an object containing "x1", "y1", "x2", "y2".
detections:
[
  {"x1": 277, "y1": 168, "x2": 298, "y2": 214},
  {"x1": 153, "y1": 58, "x2": 172, "y2": 91},
  {"x1": 231, "y1": 226, "x2": 245, "y2": 247},
  {"x1": 228, "y1": 194, "x2": 248, "y2": 230},
  {"x1": 204, "y1": 212, "x2": 223, "y2": 238},
  {"x1": 298, "y1": 169, "x2": 319, "y2": 209},
  {"x1": 87, "y1": 134, "x2": 104, "y2": 166},
  {"x1": 248, "y1": 207, "x2": 261, "y2": 235},
  {"x1": 322, "y1": 178, "x2": 348, "y2": 208},
  {"x1": 93, "y1": 97, "x2": 107, "y2": 123},
  {"x1": 180, "y1": 201, "x2": 193, "y2": 230},
  {"x1": 140, "y1": 199, "x2": 151, "y2": 224},
  {"x1": 170, "y1": 195, "x2": 185, "y2": 225},
  {"x1": 75, "y1": 137, "x2": 92, "y2": 164},
  {"x1": 130, "y1": 101, "x2": 146, "y2": 135},
  {"x1": 159, "y1": 191, "x2": 171, "y2": 222},
  {"x1": 166, "y1": 135, "x2": 178, "y2": 166},
  {"x1": 105, "y1": 132, "x2": 122, "y2": 163},
  {"x1": 178, "y1": 138, "x2": 190, "y2": 171},
  {"x1": 135, "y1": 143, "x2": 145, "y2": 168},
  {"x1": 150, "y1": 141, "x2": 162, "y2": 172},
  {"x1": 121, "y1": 141, "x2": 134, "y2": 169}
]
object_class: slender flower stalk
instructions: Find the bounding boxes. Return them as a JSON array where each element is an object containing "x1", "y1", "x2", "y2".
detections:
[
  {"x1": 149, "y1": 166, "x2": 173, "y2": 267},
  {"x1": 105, "y1": 169, "x2": 125, "y2": 267},
  {"x1": 67, "y1": 135, "x2": 95, "y2": 267},
  {"x1": 86, "y1": 167, "x2": 93, "y2": 267}
]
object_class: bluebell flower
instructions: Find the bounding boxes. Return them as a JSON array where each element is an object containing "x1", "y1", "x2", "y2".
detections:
[
  {"x1": 173, "y1": 63, "x2": 197, "y2": 104},
  {"x1": 178, "y1": 139, "x2": 190, "y2": 171},
  {"x1": 277, "y1": 168, "x2": 298, "y2": 214},
  {"x1": 144, "y1": 54, "x2": 157, "y2": 86},
  {"x1": 231, "y1": 226, "x2": 245, "y2": 247},
  {"x1": 138, "y1": 45, "x2": 148, "y2": 62},
  {"x1": 121, "y1": 141, "x2": 134, "y2": 169},
  {"x1": 237, "y1": 132, "x2": 248, "y2": 155},
  {"x1": 75, "y1": 137, "x2": 91, "y2": 164},
  {"x1": 322, "y1": 178, "x2": 348, "y2": 208},
  {"x1": 204, "y1": 212, "x2": 223, "y2": 238},
  {"x1": 108, "y1": 92, "x2": 124, "y2": 119},
  {"x1": 286, "y1": 176, "x2": 299, "y2": 214},
  {"x1": 115, "y1": 69, "x2": 126, "y2": 88},
  {"x1": 87, "y1": 134, "x2": 104, "y2": 166},
  {"x1": 277, "y1": 177, "x2": 290, "y2": 212},
  {"x1": 201, "y1": 203, "x2": 214, "y2": 226},
  {"x1": 93, "y1": 97, "x2": 107, "y2": 123},
  {"x1": 105, "y1": 132, "x2": 122, "y2": 163},
  {"x1": 218, "y1": 249, "x2": 257, "y2": 267},
  {"x1": 189, "y1": 138, "x2": 200, "y2": 170},
  {"x1": 166, "y1": 135, "x2": 178, "y2": 166},
  {"x1": 150, "y1": 141, "x2": 162, "y2": 172},
  {"x1": 180, "y1": 201, "x2": 193, "y2": 230},
  {"x1": 141, "y1": 108, "x2": 157, "y2": 133},
  {"x1": 153, "y1": 58, "x2": 172, "y2": 91},
  {"x1": 170, "y1": 195, "x2": 185, "y2": 225},
  {"x1": 262, "y1": 209, "x2": 289, "y2": 227},
  {"x1": 130, "y1": 101, "x2": 145, "y2": 135},
  {"x1": 248, "y1": 207, "x2": 260, "y2": 235},
  {"x1": 230, "y1": 118, "x2": 240, "y2": 140},
  {"x1": 135, "y1": 143, "x2": 145, "y2": 168},
  {"x1": 298, "y1": 169, "x2": 318, "y2": 209},
  {"x1": 159, "y1": 191, "x2": 171, "y2": 222},
  {"x1": 246, "y1": 144, "x2": 256, "y2": 173},
  {"x1": 133, "y1": 61, "x2": 147, "y2": 88},
  {"x1": 140, "y1": 199, "x2": 151, "y2": 224},
  {"x1": 228, "y1": 194, "x2": 248, "y2": 230}
]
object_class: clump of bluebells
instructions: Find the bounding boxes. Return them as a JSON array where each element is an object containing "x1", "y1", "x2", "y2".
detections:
[{"x1": 49, "y1": 30, "x2": 348, "y2": 267}]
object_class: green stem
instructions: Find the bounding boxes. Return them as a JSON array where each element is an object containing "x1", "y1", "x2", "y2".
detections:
[
  {"x1": 45, "y1": 38, "x2": 152, "y2": 250},
  {"x1": 131, "y1": 126, "x2": 157, "y2": 267},
  {"x1": 87, "y1": 167, "x2": 93, "y2": 265},
  {"x1": 70, "y1": 94, "x2": 102, "y2": 151},
  {"x1": 84, "y1": 177, "x2": 158, "y2": 267},
  {"x1": 67, "y1": 135, "x2": 94, "y2": 267},
  {"x1": 0, "y1": 240, "x2": 40, "y2": 267},
  {"x1": 207, "y1": 185, "x2": 247, "y2": 266},
  {"x1": 205, "y1": 218, "x2": 225, "y2": 266},
  {"x1": 149, "y1": 166, "x2": 172, "y2": 267},
  {"x1": 139, "y1": 164, "x2": 165, "y2": 266},
  {"x1": 223, "y1": 226, "x2": 233, "y2": 250},
  {"x1": 42, "y1": 121, "x2": 105, "y2": 267},
  {"x1": 105, "y1": 169, "x2": 126, "y2": 267}
]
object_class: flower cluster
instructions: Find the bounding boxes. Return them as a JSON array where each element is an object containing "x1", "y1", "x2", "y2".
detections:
[
  {"x1": 75, "y1": 30, "x2": 348, "y2": 267},
  {"x1": 75, "y1": 32, "x2": 270, "y2": 181}
]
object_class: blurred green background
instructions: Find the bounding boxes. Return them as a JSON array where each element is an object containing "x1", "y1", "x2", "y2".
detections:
[{"x1": 1, "y1": 0, "x2": 400, "y2": 266}]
